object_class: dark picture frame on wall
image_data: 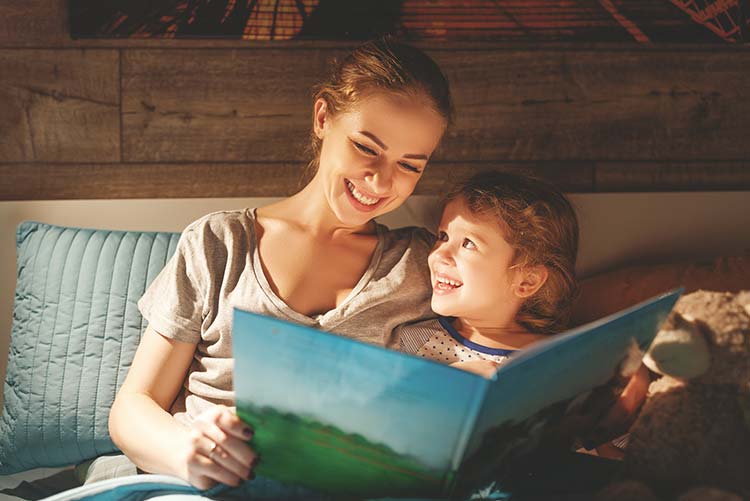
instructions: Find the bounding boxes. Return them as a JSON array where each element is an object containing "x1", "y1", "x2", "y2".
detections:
[{"x1": 69, "y1": 0, "x2": 749, "y2": 43}]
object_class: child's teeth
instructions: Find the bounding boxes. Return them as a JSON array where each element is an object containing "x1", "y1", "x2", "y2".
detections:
[{"x1": 437, "y1": 277, "x2": 462, "y2": 287}]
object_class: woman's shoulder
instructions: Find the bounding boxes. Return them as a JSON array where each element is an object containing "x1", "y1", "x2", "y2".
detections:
[
  {"x1": 174, "y1": 209, "x2": 258, "y2": 259},
  {"x1": 183, "y1": 208, "x2": 256, "y2": 238}
]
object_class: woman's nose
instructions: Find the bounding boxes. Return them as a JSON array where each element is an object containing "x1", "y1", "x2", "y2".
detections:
[{"x1": 365, "y1": 163, "x2": 393, "y2": 194}]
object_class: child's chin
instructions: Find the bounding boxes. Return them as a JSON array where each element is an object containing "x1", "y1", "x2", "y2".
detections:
[{"x1": 430, "y1": 301, "x2": 454, "y2": 317}]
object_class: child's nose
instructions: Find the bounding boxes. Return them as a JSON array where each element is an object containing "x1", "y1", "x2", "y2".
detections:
[{"x1": 430, "y1": 246, "x2": 454, "y2": 265}]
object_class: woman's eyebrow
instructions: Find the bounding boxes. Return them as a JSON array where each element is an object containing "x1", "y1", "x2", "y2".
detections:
[
  {"x1": 359, "y1": 131, "x2": 387, "y2": 150},
  {"x1": 359, "y1": 130, "x2": 429, "y2": 161}
]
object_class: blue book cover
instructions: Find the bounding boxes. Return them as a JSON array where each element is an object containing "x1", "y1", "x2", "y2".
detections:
[{"x1": 233, "y1": 289, "x2": 682, "y2": 499}]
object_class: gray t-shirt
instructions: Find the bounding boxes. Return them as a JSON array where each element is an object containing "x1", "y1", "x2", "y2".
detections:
[{"x1": 137, "y1": 208, "x2": 434, "y2": 425}]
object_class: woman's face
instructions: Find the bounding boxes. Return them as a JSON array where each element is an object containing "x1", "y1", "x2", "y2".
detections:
[{"x1": 313, "y1": 93, "x2": 446, "y2": 227}]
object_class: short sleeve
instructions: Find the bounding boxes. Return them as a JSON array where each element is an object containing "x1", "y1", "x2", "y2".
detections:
[{"x1": 137, "y1": 226, "x2": 206, "y2": 344}]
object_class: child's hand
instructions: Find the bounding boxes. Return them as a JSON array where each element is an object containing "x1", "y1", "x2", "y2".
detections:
[
  {"x1": 178, "y1": 404, "x2": 258, "y2": 490},
  {"x1": 450, "y1": 360, "x2": 499, "y2": 378}
]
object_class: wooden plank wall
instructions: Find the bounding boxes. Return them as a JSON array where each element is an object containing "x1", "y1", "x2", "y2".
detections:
[{"x1": 1, "y1": 0, "x2": 749, "y2": 200}]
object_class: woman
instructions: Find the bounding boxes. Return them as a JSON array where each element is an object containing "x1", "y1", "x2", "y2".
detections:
[{"x1": 108, "y1": 38, "x2": 452, "y2": 491}]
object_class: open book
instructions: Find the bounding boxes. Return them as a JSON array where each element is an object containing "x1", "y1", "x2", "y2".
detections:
[{"x1": 233, "y1": 289, "x2": 682, "y2": 499}]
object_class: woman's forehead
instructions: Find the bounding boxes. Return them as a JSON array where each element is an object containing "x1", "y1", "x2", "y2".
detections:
[{"x1": 342, "y1": 94, "x2": 446, "y2": 143}]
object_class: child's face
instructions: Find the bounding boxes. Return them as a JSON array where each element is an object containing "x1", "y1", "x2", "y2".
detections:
[{"x1": 428, "y1": 197, "x2": 522, "y2": 322}]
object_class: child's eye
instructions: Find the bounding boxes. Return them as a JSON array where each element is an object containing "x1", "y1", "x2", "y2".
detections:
[
  {"x1": 437, "y1": 231, "x2": 448, "y2": 241},
  {"x1": 353, "y1": 141, "x2": 377, "y2": 156},
  {"x1": 462, "y1": 238, "x2": 476, "y2": 249},
  {"x1": 399, "y1": 161, "x2": 422, "y2": 174}
]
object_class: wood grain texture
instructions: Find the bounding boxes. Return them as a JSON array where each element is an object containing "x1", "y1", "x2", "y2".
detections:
[
  {"x1": 0, "y1": 49, "x2": 119, "y2": 162},
  {"x1": 9, "y1": 161, "x2": 750, "y2": 200},
  {"x1": 0, "y1": 161, "x2": 594, "y2": 200},
  {"x1": 0, "y1": 0, "x2": 68, "y2": 47},
  {"x1": 1, "y1": 0, "x2": 749, "y2": 199},
  {"x1": 595, "y1": 162, "x2": 750, "y2": 191},
  {"x1": 121, "y1": 49, "x2": 342, "y2": 162},
  {"x1": 0, "y1": 163, "x2": 302, "y2": 200},
  {"x1": 433, "y1": 49, "x2": 750, "y2": 161},
  {"x1": 121, "y1": 48, "x2": 750, "y2": 163},
  {"x1": 414, "y1": 162, "x2": 594, "y2": 194}
]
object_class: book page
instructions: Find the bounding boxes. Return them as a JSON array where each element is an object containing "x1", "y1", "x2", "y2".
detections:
[
  {"x1": 452, "y1": 289, "x2": 682, "y2": 494},
  {"x1": 233, "y1": 309, "x2": 486, "y2": 498}
]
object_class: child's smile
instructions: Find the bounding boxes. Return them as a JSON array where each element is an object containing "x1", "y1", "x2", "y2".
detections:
[{"x1": 433, "y1": 273, "x2": 463, "y2": 294}]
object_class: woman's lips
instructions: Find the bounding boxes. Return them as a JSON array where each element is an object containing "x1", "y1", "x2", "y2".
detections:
[{"x1": 344, "y1": 179, "x2": 386, "y2": 212}]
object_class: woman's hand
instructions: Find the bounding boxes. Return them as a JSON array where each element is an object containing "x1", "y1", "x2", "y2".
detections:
[
  {"x1": 178, "y1": 405, "x2": 258, "y2": 490},
  {"x1": 450, "y1": 360, "x2": 499, "y2": 378}
]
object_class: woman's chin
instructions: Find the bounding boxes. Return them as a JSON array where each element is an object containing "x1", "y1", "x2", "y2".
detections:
[{"x1": 331, "y1": 203, "x2": 378, "y2": 228}]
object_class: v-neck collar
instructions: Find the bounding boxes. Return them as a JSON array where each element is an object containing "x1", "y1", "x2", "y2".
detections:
[{"x1": 247, "y1": 207, "x2": 386, "y2": 326}]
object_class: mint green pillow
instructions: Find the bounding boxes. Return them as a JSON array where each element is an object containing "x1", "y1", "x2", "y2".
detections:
[{"x1": 0, "y1": 221, "x2": 180, "y2": 474}]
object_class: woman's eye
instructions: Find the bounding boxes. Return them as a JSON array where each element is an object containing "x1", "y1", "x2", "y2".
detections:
[
  {"x1": 353, "y1": 141, "x2": 377, "y2": 156},
  {"x1": 437, "y1": 231, "x2": 448, "y2": 241},
  {"x1": 462, "y1": 238, "x2": 476, "y2": 249},
  {"x1": 399, "y1": 162, "x2": 422, "y2": 174}
]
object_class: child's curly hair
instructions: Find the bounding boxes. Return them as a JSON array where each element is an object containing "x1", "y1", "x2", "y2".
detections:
[{"x1": 445, "y1": 171, "x2": 580, "y2": 334}]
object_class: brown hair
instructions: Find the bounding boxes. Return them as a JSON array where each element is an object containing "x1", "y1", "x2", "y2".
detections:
[
  {"x1": 301, "y1": 37, "x2": 453, "y2": 186},
  {"x1": 445, "y1": 171, "x2": 580, "y2": 334}
]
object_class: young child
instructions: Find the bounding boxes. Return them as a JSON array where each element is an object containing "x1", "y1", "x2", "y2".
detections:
[{"x1": 399, "y1": 170, "x2": 579, "y2": 378}]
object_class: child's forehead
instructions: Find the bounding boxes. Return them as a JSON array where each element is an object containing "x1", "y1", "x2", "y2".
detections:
[{"x1": 441, "y1": 197, "x2": 508, "y2": 234}]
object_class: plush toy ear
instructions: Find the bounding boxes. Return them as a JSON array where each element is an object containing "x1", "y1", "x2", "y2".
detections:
[
  {"x1": 513, "y1": 265, "x2": 549, "y2": 299},
  {"x1": 643, "y1": 312, "x2": 711, "y2": 379},
  {"x1": 313, "y1": 98, "x2": 329, "y2": 139}
]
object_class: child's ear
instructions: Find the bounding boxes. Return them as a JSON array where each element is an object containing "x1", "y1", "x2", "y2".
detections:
[
  {"x1": 313, "y1": 98, "x2": 329, "y2": 139},
  {"x1": 514, "y1": 265, "x2": 549, "y2": 299}
]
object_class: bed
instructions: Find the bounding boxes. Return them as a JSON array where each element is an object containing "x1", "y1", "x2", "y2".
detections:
[{"x1": 1, "y1": 194, "x2": 749, "y2": 500}]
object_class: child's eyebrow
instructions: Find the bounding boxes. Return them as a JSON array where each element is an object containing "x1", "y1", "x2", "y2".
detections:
[{"x1": 466, "y1": 233, "x2": 488, "y2": 246}]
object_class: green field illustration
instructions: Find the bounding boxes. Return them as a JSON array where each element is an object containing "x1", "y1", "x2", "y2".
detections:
[{"x1": 236, "y1": 402, "x2": 447, "y2": 498}]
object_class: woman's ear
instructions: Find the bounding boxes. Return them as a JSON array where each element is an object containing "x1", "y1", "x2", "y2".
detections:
[
  {"x1": 313, "y1": 98, "x2": 328, "y2": 139},
  {"x1": 514, "y1": 265, "x2": 549, "y2": 299}
]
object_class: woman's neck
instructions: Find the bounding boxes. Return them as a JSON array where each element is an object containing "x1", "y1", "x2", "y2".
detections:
[
  {"x1": 259, "y1": 179, "x2": 375, "y2": 239},
  {"x1": 452, "y1": 317, "x2": 546, "y2": 350}
]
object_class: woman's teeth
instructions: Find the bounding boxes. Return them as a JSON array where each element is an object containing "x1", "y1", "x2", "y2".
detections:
[{"x1": 347, "y1": 180, "x2": 379, "y2": 206}]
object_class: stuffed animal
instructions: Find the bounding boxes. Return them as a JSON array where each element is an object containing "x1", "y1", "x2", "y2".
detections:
[{"x1": 597, "y1": 290, "x2": 750, "y2": 500}]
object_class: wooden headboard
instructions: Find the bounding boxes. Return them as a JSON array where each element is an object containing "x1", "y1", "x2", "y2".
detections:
[{"x1": 1, "y1": 1, "x2": 749, "y2": 200}]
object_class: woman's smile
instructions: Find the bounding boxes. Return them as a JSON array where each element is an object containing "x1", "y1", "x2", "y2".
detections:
[{"x1": 344, "y1": 179, "x2": 387, "y2": 212}]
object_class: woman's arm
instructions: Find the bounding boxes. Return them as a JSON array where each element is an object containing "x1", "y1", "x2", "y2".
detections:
[{"x1": 109, "y1": 325, "x2": 256, "y2": 489}]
